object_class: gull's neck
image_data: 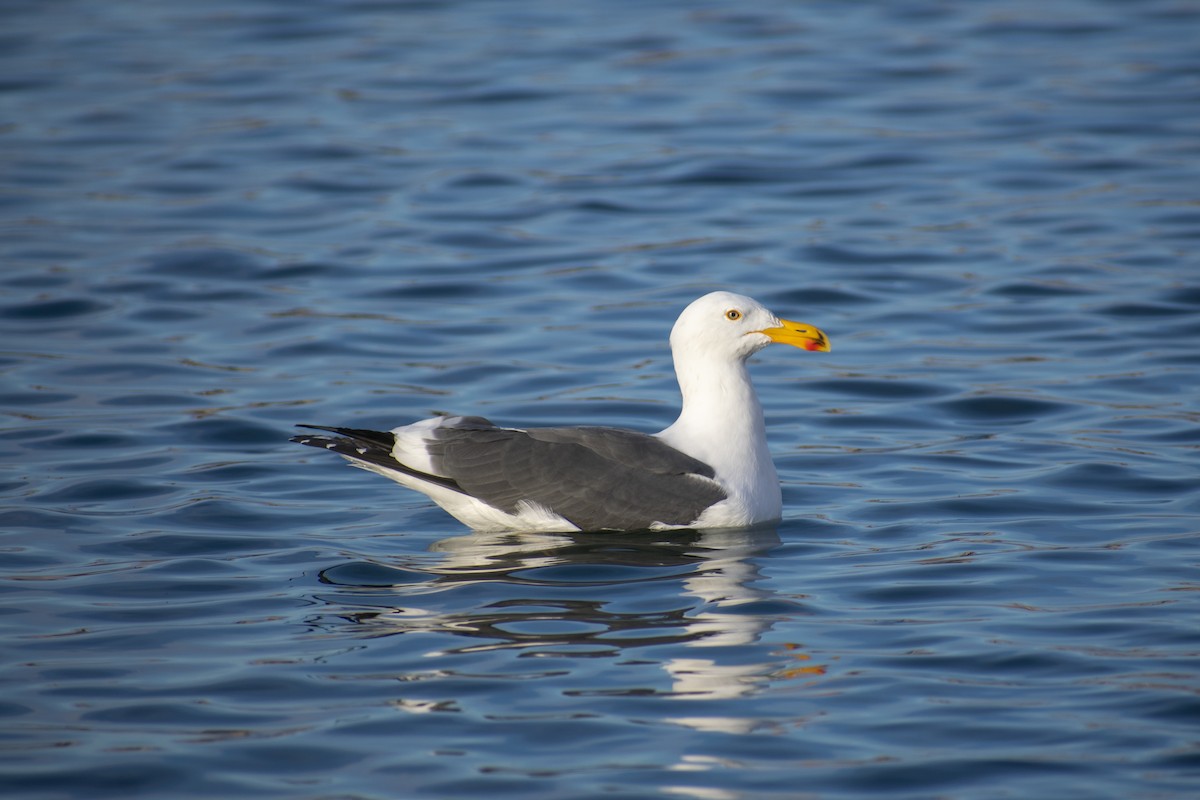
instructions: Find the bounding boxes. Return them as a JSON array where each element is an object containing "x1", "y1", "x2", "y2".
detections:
[{"x1": 657, "y1": 351, "x2": 781, "y2": 520}]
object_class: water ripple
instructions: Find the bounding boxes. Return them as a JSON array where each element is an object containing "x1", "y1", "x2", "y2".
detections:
[{"x1": 2, "y1": 1, "x2": 1198, "y2": 798}]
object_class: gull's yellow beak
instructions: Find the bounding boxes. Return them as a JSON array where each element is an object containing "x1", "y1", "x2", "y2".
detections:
[{"x1": 759, "y1": 319, "x2": 830, "y2": 352}]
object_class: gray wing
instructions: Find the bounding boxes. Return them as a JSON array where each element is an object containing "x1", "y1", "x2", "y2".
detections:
[
  {"x1": 422, "y1": 417, "x2": 727, "y2": 531},
  {"x1": 294, "y1": 417, "x2": 727, "y2": 530}
]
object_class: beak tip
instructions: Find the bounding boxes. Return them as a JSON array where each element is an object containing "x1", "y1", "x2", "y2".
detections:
[{"x1": 765, "y1": 320, "x2": 830, "y2": 353}]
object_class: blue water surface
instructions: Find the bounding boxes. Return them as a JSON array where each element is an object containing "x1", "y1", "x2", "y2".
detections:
[{"x1": 3, "y1": 1, "x2": 1199, "y2": 798}]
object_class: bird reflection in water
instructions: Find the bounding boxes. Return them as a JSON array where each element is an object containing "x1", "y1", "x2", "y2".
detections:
[{"x1": 313, "y1": 526, "x2": 827, "y2": 728}]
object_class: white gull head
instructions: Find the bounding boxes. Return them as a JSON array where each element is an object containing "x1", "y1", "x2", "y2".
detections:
[
  {"x1": 657, "y1": 291, "x2": 829, "y2": 528},
  {"x1": 670, "y1": 291, "x2": 787, "y2": 364}
]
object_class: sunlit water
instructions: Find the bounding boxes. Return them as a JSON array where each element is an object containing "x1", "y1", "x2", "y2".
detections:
[{"x1": 3, "y1": 1, "x2": 1199, "y2": 797}]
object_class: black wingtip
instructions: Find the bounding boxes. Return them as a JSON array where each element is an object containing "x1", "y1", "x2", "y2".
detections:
[
  {"x1": 291, "y1": 429, "x2": 336, "y2": 448},
  {"x1": 290, "y1": 422, "x2": 466, "y2": 496},
  {"x1": 291, "y1": 424, "x2": 397, "y2": 448}
]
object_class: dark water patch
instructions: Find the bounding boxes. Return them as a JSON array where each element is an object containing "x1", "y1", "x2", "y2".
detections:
[
  {"x1": 1040, "y1": 463, "x2": 1194, "y2": 497},
  {"x1": 768, "y1": 285, "x2": 881, "y2": 307},
  {"x1": 1099, "y1": 301, "x2": 1197, "y2": 318},
  {"x1": 19, "y1": 432, "x2": 158, "y2": 462},
  {"x1": 757, "y1": 86, "x2": 850, "y2": 105},
  {"x1": 0, "y1": 507, "x2": 107, "y2": 534},
  {"x1": 800, "y1": 243, "x2": 953, "y2": 267},
  {"x1": 972, "y1": 17, "x2": 1118, "y2": 39},
  {"x1": 785, "y1": 179, "x2": 900, "y2": 199},
  {"x1": 371, "y1": 280, "x2": 518, "y2": 302},
  {"x1": 631, "y1": 236, "x2": 765, "y2": 258},
  {"x1": 836, "y1": 152, "x2": 932, "y2": 171},
  {"x1": 319, "y1": 560, "x2": 432, "y2": 588},
  {"x1": 34, "y1": 478, "x2": 177, "y2": 505},
  {"x1": 1, "y1": 298, "x2": 110, "y2": 321},
  {"x1": 1156, "y1": 283, "x2": 1200, "y2": 304},
  {"x1": 854, "y1": 492, "x2": 1111, "y2": 523},
  {"x1": 541, "y1": 268, "x2": 655, "y2": 296},
  {"x1": 1053, "y1": 157, "x2": 1146, "y2": 174},
  {"x1": 282, "y1": 175, "x2": 396, "y2": 194},
  {"x1": 935, "y1": 395, "x2": 1073, "y2": 423},
  {"x1": 898, "y1": 449, "x2": 1046, "y2": 475},
  {"x1": 201, "y1": 741, "x2": 368, "y2": 774},
  {"x1": 1147, "y1": 316, "x2": 1200, "y2": 341},
  {"x1": 140, "y1": 249, "x2": 267, "y2": 280},
  {"x1": 124, "y1": 304, "x2": 203, "y2": 322},
  {"x1": 867, "y1": 643, "x2": 1097, "y2": 681},
  {"x1": 663, "y1": 159, "x2": 818, "y2": 185},
  {"x1": 973, "y1": 314, "x2": 1095, "y2": 337},
  {"x1": 442, "y1": 171, "x2": 529, "y2": 189},
  {"x1": 986, "y1": 172, "x2": 1082, "y2": 192},
  {"x1": 452, "y1": 250, "x2": 608, "y2": 275},
  {"x1": 1129, "y1": 424, "x2": 1200, "y2": 445},
  {"x1": 873, "y1": 98, "x2": 981, "y2": 119},
  {"x1": 137, "y1": 286, "x2": 266, "y2": 305},
  {"x1": 153, "y1": 498, "x2": 306, "y2": 535},
  {"x1": 90, "y1": 278, "x2": 172, "y2": 296},
  {"x1": 1149, "y1": 210, "x2": 1200, "y2": 230},
  {"x1": 263, "y1": 337, "x2": 381, "y2": 360},
  {"x1": 71, "y1": 573, "x2": 254, "y2": 601},
  {"x1": 48, "y1": 131, "x2": 161, "y2": 149},
  {"x1": 0, "y1": 390, "x2": 77, "y2": 407},
  {"x1": 1141, "y1": 695, "x2": 1200, "y2": 727},
  {"x1": 815, "y1": 411, "x2": 949, "y2": 432},
  {"x1": 67, "y1": 597, "x2": 295, "y2": 628},
  {"x1": 176, "y1": 462, "x2": 279, "y2": 484},
  {"x1": 806, "y1": 378, "x2": 950, "y2": 400},
  {"x1": 428, "y1": 230, "x2": 556, "y2": 251},
  {"x1": 80, "y1": 701, "x2": 282, "y2": 727},
  {"x1": 54, "y1": 453, "x2": 177, "y2": 479},
  {"x1": 276, "y1": 143, "x2": 370, "y2": 162},
  {"x1": 0, "y1": 75, "x2": 58, "y2": 93},
  {"x1": 259, "y1": 261, "x2": 346, "y2": 281},
  {"x1": 148, "y1": 674, "x2": 328, "y2": 705},
  {"x1": 145, "y1": 556, "x2": 247, "y2": 578},
  {"x1": 987, "y1": 280, "x2": 1093, "y2": 299},
  {"x1": 0, "y1": 701, "x2": 34, "y2": 718},
  {"x1": 52, "y1": 360, "x2": 195, "y2": 382},
  {"x1": 0, "y1": 546, "x2": 66, "y2": 571},
  {"x1": 132, "y1": 174, "x2": 230, "y2": 196},
  {"x1": 851, "y1": 575, "x2": 1010, "y2": 606},
  {"x1": 569, "y1": 198, "x2": 641, "y2": 214},
  {"x1": 84, "y1": 531, "x2": 295, "y2": 558},
  {"x1": 2, "y1": 272, "x2": 73, "y2": 290},
  {"x1": 830, "y1": 755, "x2": 1091, "y2": 796},
  {"x1": 1109, "y1": 253, "x2": 1178, "y2": 269},
  {"x1": 165, "y1": 417, "x2": 284, "y2": 449},
  {"x1": 5, "y1": 763, "x2": 226, "y2": 798},
  {"x1": 98, "y1": 393, "x2": 199, "y2": 408},
  {"x1": 429, "y1": 87, "x2": 563, "y2": 107}
]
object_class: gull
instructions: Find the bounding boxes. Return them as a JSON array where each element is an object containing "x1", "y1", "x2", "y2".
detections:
[{"x1": 292, "y1": 291, "x2": 829, "y2": 532}]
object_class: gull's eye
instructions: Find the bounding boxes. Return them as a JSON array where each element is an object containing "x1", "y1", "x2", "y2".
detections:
[{"x1": 725, "y1": 309, "x2": 742, "y2": 321}]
